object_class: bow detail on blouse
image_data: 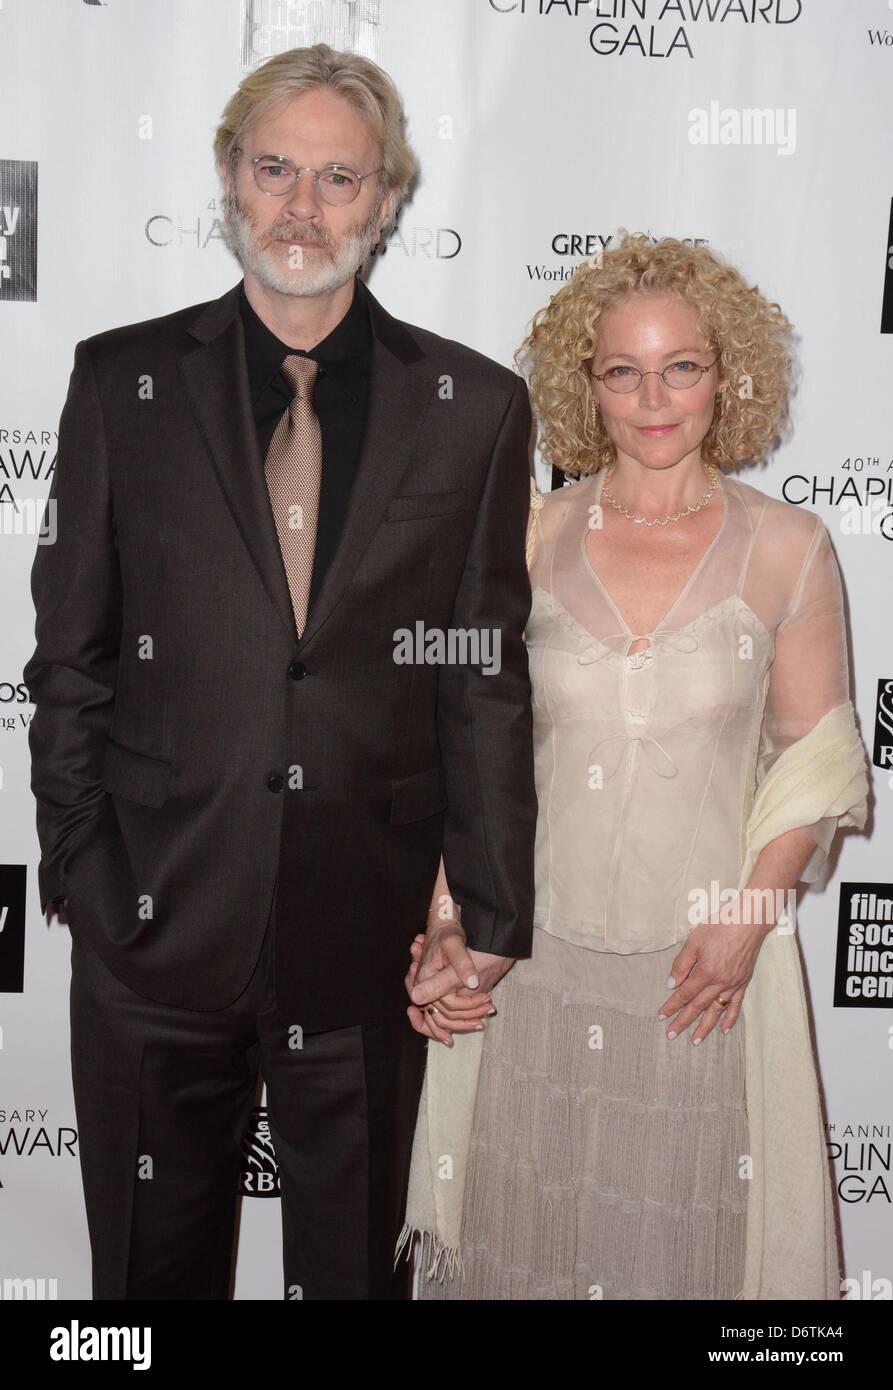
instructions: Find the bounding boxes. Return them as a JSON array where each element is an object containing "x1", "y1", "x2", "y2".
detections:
[
  {"x1": 587, "y1": 731, "x2": 679, "y2": 780},
  {"x1": 577, "y1": 628, "x2": 701, "y2": 666}
]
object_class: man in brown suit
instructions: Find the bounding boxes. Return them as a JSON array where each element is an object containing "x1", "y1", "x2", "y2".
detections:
[{"x1": 23, "y1": 44, "x2": 535, "y2": 1299}]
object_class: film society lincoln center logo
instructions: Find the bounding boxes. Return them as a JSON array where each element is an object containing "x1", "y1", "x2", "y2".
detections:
[{"x1": 835, "y1": 883, "x2": 893, "y2": 1009}]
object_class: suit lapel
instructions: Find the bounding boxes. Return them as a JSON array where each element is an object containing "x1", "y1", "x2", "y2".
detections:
[{"x1": 179, "y1": 276, "x2": 438, "y2": 656}]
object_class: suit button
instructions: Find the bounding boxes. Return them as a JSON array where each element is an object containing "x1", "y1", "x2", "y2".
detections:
[
  {"x1": 267, "y1": 774, "x2": 285, "y2": 792},
  {"x1": 288, "y1": 660, "x2": 308, "y2": 680}
]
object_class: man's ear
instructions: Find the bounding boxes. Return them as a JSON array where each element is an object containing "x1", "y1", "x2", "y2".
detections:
[{"x1": 374, "y1": 188, "x2": 396, "y2": 245}]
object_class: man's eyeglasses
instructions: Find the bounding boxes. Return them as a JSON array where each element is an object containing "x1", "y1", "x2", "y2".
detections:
[
  {"x1": 232, "y1": 145, "x2": 383, "y2": 205},
  {"x1": 592, "y1": 356, "x2": 720, "y2": 393}
]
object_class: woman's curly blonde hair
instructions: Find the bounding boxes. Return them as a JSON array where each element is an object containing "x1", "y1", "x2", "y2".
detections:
[{"x1": 514, "y1": 231, "x2": 795, "y2": 477}]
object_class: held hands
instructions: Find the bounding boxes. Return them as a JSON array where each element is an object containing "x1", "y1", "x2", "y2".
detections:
[
  {"x1": 405, "y1": 915, "x2": 516, "y2": 1046},
  {"x1": 656, "y1": 914, "x2": 775, "y2": 1044}
]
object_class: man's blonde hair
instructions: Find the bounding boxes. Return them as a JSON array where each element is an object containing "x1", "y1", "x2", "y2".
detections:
[{"x1": 213, "y1": 43, "x2": 419, "y2": 239}]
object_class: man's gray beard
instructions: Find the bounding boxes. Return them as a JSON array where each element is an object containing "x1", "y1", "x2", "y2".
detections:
[{"x1": 221, "y1": 192, "x2": 382, "y2": 297}]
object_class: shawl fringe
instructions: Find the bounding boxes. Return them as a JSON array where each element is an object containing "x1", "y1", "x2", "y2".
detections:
[{"x1": 394, "y1": 1223, "x2": 465, "y2": 1282}]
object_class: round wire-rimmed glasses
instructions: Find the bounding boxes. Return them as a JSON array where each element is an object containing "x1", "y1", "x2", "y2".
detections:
[
  {"x1": 232, "y1": 145, "x2": 383, "y2": 204},
  {"x1": 592, "y1": 355, "x2": 720, "y2": 393}
]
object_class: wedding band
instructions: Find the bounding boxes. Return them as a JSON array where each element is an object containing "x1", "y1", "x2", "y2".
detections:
[
  {"x1": 425, "y1": 1004, "x2": 441, "y2": 1017},
  {"x1": 715, "y1": 994, "x2": 730, "y2": 1009}
]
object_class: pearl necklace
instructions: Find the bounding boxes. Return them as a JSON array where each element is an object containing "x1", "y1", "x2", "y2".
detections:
[{"x1": 600, "y1": 461, "x2": 719, "y2": 527}]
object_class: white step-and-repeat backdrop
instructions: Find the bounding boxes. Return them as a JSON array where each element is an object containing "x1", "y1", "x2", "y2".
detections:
[{"x1": 1, "y1": 0, "x2": 890, "y2": 1300}]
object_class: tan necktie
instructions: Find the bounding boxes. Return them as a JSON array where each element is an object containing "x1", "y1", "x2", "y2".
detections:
[{"x1": 263, "y1": 354, "x2": 322, "y2": 638}]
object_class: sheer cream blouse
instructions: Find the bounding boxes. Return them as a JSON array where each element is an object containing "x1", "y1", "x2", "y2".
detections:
[{"x1": 525, "y1": 467, "x2": 857, "y2": 953}]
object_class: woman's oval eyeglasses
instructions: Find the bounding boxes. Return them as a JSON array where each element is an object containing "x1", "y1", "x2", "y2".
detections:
[
  {"x1": 232, "y1": 145, "x2": 382, "y2": 206},
  {"x1": 592, "y1": 356, "x2": 720, "y2": 393}
]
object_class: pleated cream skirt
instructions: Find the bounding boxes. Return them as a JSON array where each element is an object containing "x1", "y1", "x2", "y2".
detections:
[{"x1": 416, "y1": 925, "x2": 749, "y2": 1300}]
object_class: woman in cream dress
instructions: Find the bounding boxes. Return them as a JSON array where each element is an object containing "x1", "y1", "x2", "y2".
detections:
[{"x1": 397, "y1": 234, "x2": 868, "y2": 1301}]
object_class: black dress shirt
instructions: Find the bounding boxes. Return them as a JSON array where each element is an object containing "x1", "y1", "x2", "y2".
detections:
[{"x1": 239, "y1": 274, "x2": 372, "y2": 624}]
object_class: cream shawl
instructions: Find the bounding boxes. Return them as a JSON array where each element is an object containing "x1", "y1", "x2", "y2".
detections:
[{"x1": 395, "y1": 700, "x2": 869, "y2": 1298}]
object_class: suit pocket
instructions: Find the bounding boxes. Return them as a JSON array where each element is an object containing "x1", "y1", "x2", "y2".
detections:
[
  {"x1": 385, "y1": 489, "x2": 469, "y2": 521},
  {"x1": 101, "y1": 736, "x2": 173, "y2": 808},
  {"x1": 389, "y1": 763, "x2": 448, "y2": 824}
]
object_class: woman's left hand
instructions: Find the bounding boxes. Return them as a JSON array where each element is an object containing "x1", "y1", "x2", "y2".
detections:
[
  {"x1": 405, "y1": 934, "x2": 497, "y2": 1045},
  {"x1": 656, "y1": 917, "x2": 774, "y2": 1043}
]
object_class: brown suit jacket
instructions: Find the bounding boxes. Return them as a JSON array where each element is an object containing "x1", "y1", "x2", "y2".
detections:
[{"x1": 23, "y1": 275, "x2": 537, "y2": 1029}]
